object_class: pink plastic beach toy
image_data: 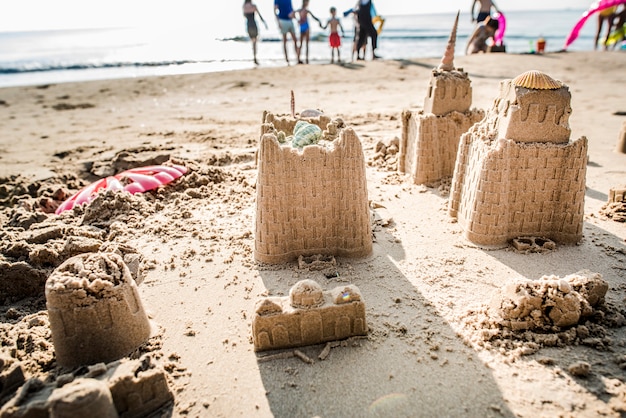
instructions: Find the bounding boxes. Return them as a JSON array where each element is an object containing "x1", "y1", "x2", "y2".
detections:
[
  {"x1": 564, "y1": 0, "x2": 626, "y2": 49},
  {"x1": 493, "y1": 12, "x2": 506, "y2": 46},
  {"x1": 55, "y1": 164, "x2": 188, "y2": 214}
]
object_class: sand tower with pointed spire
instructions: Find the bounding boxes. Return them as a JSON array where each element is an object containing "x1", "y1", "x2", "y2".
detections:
[
  {"x1": 255, "y1": 112, "x2": 372, "y2": 264},
  {"x1": 448, "y1": 71, "x2": 587, "y2": 247},
  {"x1": 399, "y1": 12, "x2": 485, "y2": 185}
]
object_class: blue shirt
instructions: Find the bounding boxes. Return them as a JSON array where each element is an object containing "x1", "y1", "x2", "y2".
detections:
[{"x1": 274, "y1": 0, "x2": 294, "y2": 20}]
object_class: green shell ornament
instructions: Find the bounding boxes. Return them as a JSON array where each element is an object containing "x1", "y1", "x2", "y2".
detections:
[{"x1": 291, "y1": 121, "x2": 323, "y2": 148}]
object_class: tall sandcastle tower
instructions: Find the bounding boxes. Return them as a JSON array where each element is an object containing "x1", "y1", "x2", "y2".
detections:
[
  {"x1": 399, "y1": 12, "x2": 485, "y2": 185},
  {"x1": 449, "y1": 71, "x2": 587, "y2": 247},
  {"x1": 255, "y1": 112, "x2": 372, "y2": 264}
]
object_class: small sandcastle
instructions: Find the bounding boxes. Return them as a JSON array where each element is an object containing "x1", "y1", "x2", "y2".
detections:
[
  {"x1": 252, "y1": 279, "x2": 367, "y2": 351},
  {"x1": 255, "y1": 107, "x2": 372, "y2": 264},
  {"x1": 45, "y1": 252, "x2": 153, "y2": 367},
  {"x1": 449, "y1": 70, "x2": 587, "y2": 247},
  {"x1": 399, "y1": 12, "x2": 485, "y2": 185}
]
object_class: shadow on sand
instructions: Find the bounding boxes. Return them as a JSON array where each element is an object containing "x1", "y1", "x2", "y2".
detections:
[{"x1": 255, "y1": 225, "x2": 515, "y2": 418}]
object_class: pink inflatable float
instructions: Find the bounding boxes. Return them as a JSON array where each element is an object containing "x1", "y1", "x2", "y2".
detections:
[
  {"x1": 564, "y1": 0, "x2": 626, "y2": 49},
  {"x1": 493, "y1": 12, "x2": 506, "y2": 46},
  {"x1": 55, "y1": 164, "x2": 188, "y2": 214}
]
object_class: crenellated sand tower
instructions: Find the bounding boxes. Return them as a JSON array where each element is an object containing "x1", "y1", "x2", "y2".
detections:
[
  {"x1": 399, "y1": 12, "x2": 485, "y2": 185},
  {"x1": 255, "y1": 113, "x2": 372, "y2": 264},
  {"x1": 449, "y1": 70, "x2": 588, "y2": 247}
]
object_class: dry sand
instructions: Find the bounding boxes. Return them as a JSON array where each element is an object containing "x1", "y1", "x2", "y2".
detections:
[{"x1": 1, "y1": 51, "x2": 626, "y2": 417}]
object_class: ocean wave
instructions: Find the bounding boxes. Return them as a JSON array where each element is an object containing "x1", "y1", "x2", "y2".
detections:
[{"x1": 0, "y1": 59, "x2": 218, "y2": 75}]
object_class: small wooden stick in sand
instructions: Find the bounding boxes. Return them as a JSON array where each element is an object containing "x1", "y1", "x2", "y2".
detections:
[{"x1": 290, "y1": 90, "x2": 295, "y2": 119}]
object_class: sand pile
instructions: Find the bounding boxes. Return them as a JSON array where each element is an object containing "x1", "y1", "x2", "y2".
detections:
[{"x1": 460, "y1": 271, "x2": 626, "y2": 360}]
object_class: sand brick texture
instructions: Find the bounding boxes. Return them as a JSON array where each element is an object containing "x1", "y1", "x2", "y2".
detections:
[
  {"x1": 400, "y1": 109, "x2": 484, "y2": 185},
  {"x1": 423, "y1": 69, "x2": 472, "y2": 115},
  {"x1": 400, "y1": 68, "x2": 484, "y2": 185},
  {"x1": 449, "y1": 76, "x2": 587, "y2": 247},
  {"x1": 255, "y1": 116, "x2": 371, "y2": 264}
]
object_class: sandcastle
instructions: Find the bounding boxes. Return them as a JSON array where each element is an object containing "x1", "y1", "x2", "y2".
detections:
[
  {"x1": 255, "y1": 111, "x2": 372, "y2": 264},
  {"x1": 252, "y1": 279, "x2": 367, "y2": 351},
  {"x1": 601, "y1": 185, "x2": 626, "y2": 222},
  {"x1": 45, "y1": 252, "x2": 153, "y2": 368},
  {"x1": 0, "y1": 356, "x2": 174, "y2": 418},
  {"x1": 399, "y1": 13, "x2": 485, "y2": 185},
  {"x1": 449, "y1": 70, "x2": 587, "y2": 247}
]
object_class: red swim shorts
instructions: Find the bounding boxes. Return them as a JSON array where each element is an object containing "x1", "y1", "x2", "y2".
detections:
[{"x1": 329, "y1": 32, "x2": 341, "y2": 48}]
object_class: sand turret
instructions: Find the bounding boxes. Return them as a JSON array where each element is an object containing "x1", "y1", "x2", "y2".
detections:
[
  {"x1": 45, "y1": 252, "x2": 153, "y2": 368},
  {"x1": 255, "y1": 112, "x2": 372, "y2": 263},
  {"x1": 399, "y1": 13, "x2": 484, "y2": 186},
  {"x1": 449, "y1": 70, "x2": 587, "y2": 247}
]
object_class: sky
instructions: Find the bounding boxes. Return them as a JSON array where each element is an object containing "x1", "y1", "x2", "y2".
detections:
[{"x1": 1, "y1": 0, "x2": 594, "y2": 33}]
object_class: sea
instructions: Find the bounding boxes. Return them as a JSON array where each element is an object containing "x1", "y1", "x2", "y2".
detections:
[{"x1": 0, "y1": 9, "x2": 618, "y2": 88}]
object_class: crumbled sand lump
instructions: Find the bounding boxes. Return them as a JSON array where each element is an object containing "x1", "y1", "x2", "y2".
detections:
[
  {"x1": 459, "y1": 270, "x2": 626, "y2": 360},
  {"x1": 489, "y1": 270, "x2": 608, "y2": 330},
  {"x1": 600, "y1": 185, "x2": 626, "y2": 222}
]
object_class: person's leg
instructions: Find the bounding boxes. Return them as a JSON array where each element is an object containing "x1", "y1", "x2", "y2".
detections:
[
  {"x1": 290, "y1": 29, "x2": 299, "y2": 62},
  {"x1": 252, "y1": 37, "x2": 259, "y2": 64},
  {"x1": 370, "y1": 27, "x2": 379, "y2": 59},
  {"x1": 357, "y1": 26, "x2": 367, "y2": 57},
  {"x1": 337, "y1": 47, "x2": 341, "y2": 63},
  {"x1": 595, "y1": 15, "x2": 605, "y2": 49},
  {"x1": 282, "y1": 34, "x2": 290, "y2": 64},
  {"x1": 304, "y1": 32, "x2": 310, "y2": 63},
  {"x1": 297, "y1": 32, "x2": 303, "y2": 63}
]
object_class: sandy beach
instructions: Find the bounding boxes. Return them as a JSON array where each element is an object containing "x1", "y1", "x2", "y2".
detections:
[{"x1": 1, "y1": 50, "x2": 626, "y2": 417}]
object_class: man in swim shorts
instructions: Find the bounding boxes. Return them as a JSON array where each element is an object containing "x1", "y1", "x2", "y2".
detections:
[{"x1": 275, "y1": 0, "x2": 300, "y2": 64}]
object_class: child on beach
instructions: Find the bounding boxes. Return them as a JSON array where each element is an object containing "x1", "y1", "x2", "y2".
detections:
[
  {"x1": 323, "y1": 7, "x2": 345, "y2": 63},
  {"x1": 466, "y1": 16, "x2": 499, "y2": 54},
  {"x1": 296, "y1": 0, "x2": 323, "y2": 64}
]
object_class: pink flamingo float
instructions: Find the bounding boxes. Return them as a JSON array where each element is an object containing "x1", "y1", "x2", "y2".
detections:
[{"x1": 55, "y1": 164, "x2": 188, "y2": 214}]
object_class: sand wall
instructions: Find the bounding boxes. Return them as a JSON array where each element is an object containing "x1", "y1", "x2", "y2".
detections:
[{"x1": 255, "y1": 128, "x2": 372, "y2": 263}]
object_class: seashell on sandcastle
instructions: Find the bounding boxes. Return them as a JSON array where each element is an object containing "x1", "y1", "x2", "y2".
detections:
[
  {"x1": 255, "y1": 111, "x2": 372, "y2": 264},
  {"x1": 399, "y1": 12, "x2": 485, "y2": 186},
  {"x1": 45, "y1": 252, "x2": 153, "y2": 368},
  {"x1": 449, "y1": 70, "x2": 587, "y2": 247},
  {"x1": 252, "y1": 279, "x2": 367, "y2": 351}
]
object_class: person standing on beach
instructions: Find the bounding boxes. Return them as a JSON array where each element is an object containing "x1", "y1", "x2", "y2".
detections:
[
  {"x1": 471, "y1": 0, "x2": 499, "y2": 23},
  {"x1": 595, "y1": 6, "x2": 617, "y2": 50},
  {"x1": 275, "y1": 0, "x2": 299, "y2": 65},
  {"x1": 322, "y1": 7, "x2": 345, "y2": 64},
  {"x1": 243, "y1": 0, "x2": 268, "y2": 65},
  {"x1": 466, "y1": 16, "x2": 499, "y2": 54},
  {"x1": 355, "y1": 0, "x2": 380, "y2": 60},
  {"x1": 296, "y1": 0, "x2": 323, "y2": 64}
]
